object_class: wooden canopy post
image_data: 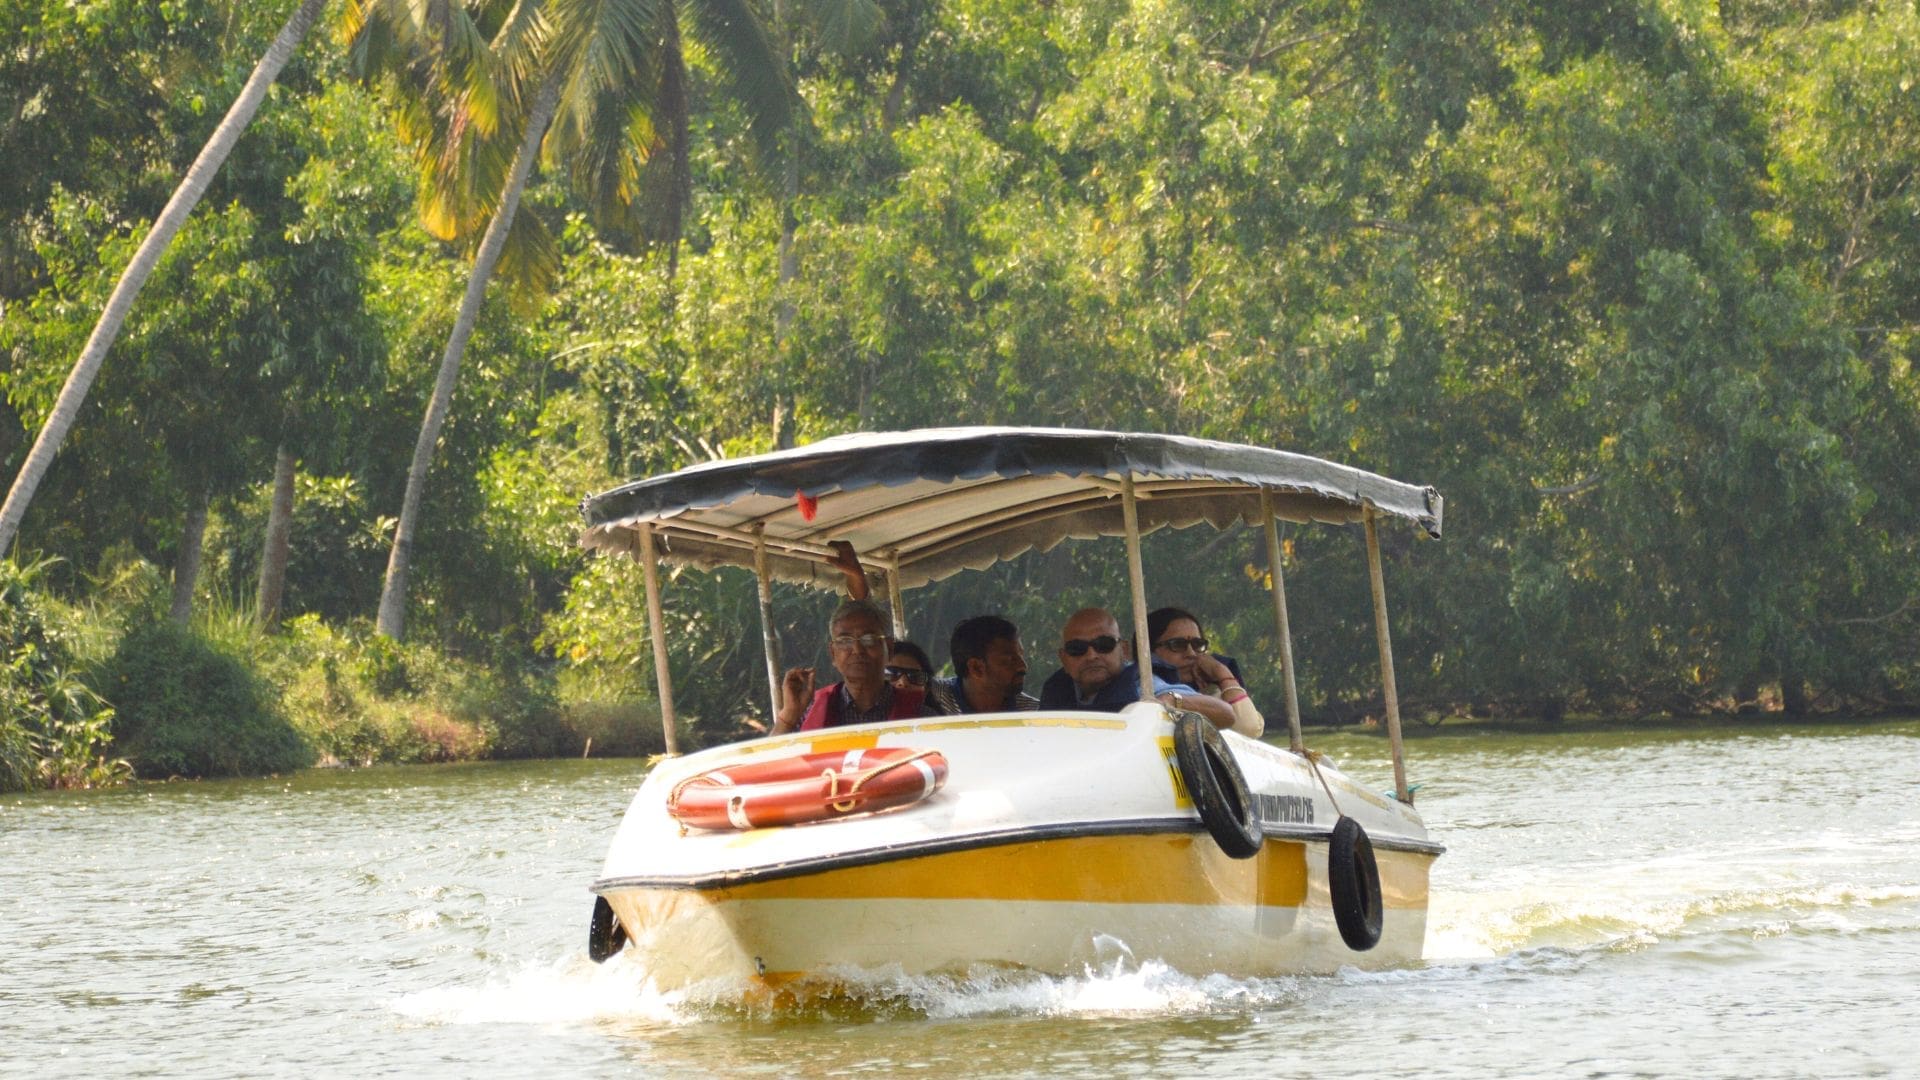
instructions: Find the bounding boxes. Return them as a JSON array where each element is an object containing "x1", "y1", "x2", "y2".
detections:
[
  {"x1": 885, "y1": 550, "x2": 908, "y2": 640},
  {"x1": 1364, "y1": 509, "x2": 1409, "y2": 802},
  {"x1": 752, "y1": 525, "x2": 781, "y2": 726},
  {"x1": 1262, "y1": 492, "x2": 1305, "y2": 754},
  {"x1": 639, "y1": 523, "x2": 679, "y2": 756},
  {"x1": 1121, "y1": 473, "x2": 1155, "y2": 702}
]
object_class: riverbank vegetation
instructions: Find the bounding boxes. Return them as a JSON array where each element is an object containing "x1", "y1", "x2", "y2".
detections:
[{"x1": 3, "y1": 0, "x2": 1917, "y2": 789}]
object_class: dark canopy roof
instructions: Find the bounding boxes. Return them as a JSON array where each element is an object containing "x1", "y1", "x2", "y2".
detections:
[{"x1": 579, "y1": 427, "x2": 1442, "y2": 589}]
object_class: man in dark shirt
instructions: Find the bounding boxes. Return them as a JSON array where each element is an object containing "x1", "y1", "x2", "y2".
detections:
[{"x1": 929, "y1": 615, "x2": 1038, "y2": 714}]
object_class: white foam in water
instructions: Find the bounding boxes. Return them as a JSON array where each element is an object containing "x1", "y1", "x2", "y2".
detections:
[
  {"x1": 872, "y1": 960, "x2": 1299, "y2": 1019},
  {"x1": 1423, "y1": 835, "x2": 1920, "y2": 962},
  {"x1": 391, "y1": 951, "x2": 691, "y2": 1026},
  {"x1": 391, "y1": 951, "x2": 1306, "y2": 1026}
]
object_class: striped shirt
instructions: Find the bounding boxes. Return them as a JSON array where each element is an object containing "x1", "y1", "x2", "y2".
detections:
[{"x1": 928, "y1": 675, "x2": 1040, "y2": 715}]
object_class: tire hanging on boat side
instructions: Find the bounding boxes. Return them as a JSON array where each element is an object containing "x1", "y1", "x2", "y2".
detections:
[
  {"x1": 1328, "y1": 815, "x2": 1383, "y2": 951},
  {"x1": 1171, "y1": 713, "x2": 1263, "y2": 859},
  {"x1": 589, "y1": 896, "x2": 627, "y2": 963}
]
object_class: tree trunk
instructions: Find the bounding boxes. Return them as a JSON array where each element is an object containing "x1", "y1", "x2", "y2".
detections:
[
  {"x1": 770, "y1": 0, "x2": 799, "y2": 450},
  {"x1": 255, "y1": 443, "x2": 296, "y2": 629},
  {"x1": 0, "y1": 0, "x2": 329, "y2": 558},
  {"x1": 881, "y1": 45, "x2": 912, "y2": 134},
  {"x1": 1779, "y1": 661, "x2": 1810, "y2": 717},
  {"x1": 376, "y1": 75, "x2": 563, "y2": 640},
  {"x1": 170, "y1": 488, "x2": 211, "y2": 625}
]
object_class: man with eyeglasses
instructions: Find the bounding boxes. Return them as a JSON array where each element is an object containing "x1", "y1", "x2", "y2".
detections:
[
  {"x1": 927, "y1": 615, "x2": 1038, "y2": 715},
  {"x1": 1037, "y1": 608, "x2": 1240, "y2": 730},
  {"x1": 771, "y1": 598, "x2": 933, "y2": 734}
]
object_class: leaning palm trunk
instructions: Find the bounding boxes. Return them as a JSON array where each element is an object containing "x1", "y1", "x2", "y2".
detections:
[
  {"x1": 375, "y1": 76, "x2": 563, "y2": 640},
  {"x1": 255, "y1": 443, "x2": 297, "y2": 628},
  {"x1": 0, "y1": 0, "x2": 329, "y2": 558}
]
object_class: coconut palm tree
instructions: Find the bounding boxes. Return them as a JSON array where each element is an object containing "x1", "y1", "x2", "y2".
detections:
[
  {"x1": 0, "y1": 0, "x2": 331, "y2": 559},
  {"x1": 358, "y1": 0, "x2": 793, "y2": 639}
]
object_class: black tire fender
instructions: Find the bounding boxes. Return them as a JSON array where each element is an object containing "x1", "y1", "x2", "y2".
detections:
[
  {"x1": 588, "y1": 895, "x2": 627, "y2": 963},
  {"x1": 1171, "y1": 713, "x2": 1263, "y2": 859},
  {"x1": 1328, "y1": 815, "x2": 1384, "y2": 951}
]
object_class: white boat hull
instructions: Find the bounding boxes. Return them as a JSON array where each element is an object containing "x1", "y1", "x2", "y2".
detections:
[{"x1": 594, "y1": 704, "x2": 1439, "y2": 991}]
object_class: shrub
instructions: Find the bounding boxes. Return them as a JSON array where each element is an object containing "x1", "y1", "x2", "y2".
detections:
[
  {"x1": 560, "y1": 698, "x2": 665, "y2": 758},
  {"x1": 1, "y1": 559, "x2": 128, "y2": 792},
  {"x1": 96, "y1": 619, "x2": 313, "y2": 779},
  {"x1": 269, "y1": 616, "x2": 499, "y2": 765}
]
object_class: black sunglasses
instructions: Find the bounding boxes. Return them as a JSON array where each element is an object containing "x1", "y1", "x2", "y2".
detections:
[
  {"x1": 884, "y1": 666, "x2": 929, "y2": 686},
  {"x1": 1153, "y1": 636, "x2": 1209, "y2": 654},
  {"x1": 1062, "y1": 635, "x2": 1120, "y2": 657}
]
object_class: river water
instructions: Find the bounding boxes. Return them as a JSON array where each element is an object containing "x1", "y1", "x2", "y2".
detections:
[{"x1": 3, "y1": 719, "x2": 1916, "y2": 1078}]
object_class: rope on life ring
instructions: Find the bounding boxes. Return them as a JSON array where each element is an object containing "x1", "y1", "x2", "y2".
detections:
[
  {"x1": 666, "y1": 747, "x2": 949, "y2": 831},
  {"x1": 1328, "y1": 815, "x2": 1383, "y2": 951},
  {"x1": 1171, "y1": 713, "x2": 1263, "y2": 859}
]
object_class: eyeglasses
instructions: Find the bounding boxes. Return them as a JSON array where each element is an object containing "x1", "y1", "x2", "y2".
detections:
[
  {"x1": 1153, "y1": 636, "x2": 1209, "y2": 654},
  {"x1": 884, "y1": 666, "x2": 929, "y2": 686},
  {"x1": 1062, "y1": 635, "x2": 1120, "y2": 657},
  {"x1": 830, "y1": 633, "x2": 887, "y2": 652}
]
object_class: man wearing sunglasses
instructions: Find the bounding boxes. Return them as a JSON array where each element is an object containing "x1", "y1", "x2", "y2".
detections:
[
  {"x1": 771, "y1": 598, "x2": 933, "y2": 734},
  {"x1": 1036, "y1": 608, "x2": 1238, "y2": 730}
]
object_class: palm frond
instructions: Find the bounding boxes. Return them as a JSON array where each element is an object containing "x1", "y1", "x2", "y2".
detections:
[
  {"x1": 684, "y1": 0, "x2": 795, "y2": 160},
  {"x1": 491, "y1": 0, "x2": 553, "y2": 100},
  {"x1": 492, "y1": 209, "x2": 563, "y2": 310},
  {"x1": 810, "y1": 0, "x2": 885, "y2": 59},
  {"x1": 416, "y1": 88, "x2": 524, "y2": 239}
]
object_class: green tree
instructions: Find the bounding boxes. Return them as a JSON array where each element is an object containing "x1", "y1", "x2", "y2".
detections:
[
  {"x1": 0, "y1": 0, "x2": 330, "y2": 559},
  {"x1": 356, "y1": 0, "x2": 795, "y2": 642}
]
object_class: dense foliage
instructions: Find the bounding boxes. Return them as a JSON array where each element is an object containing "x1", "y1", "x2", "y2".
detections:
[
  {"x1": 95, "y1": 618, "x2": 312, "y2": 778},
  {"x1": 3, "y1": 0, "x2": 1917, "y2": 787},
  {"x1": 0, "y1": 559, "x2": 125, "y2": 791}
]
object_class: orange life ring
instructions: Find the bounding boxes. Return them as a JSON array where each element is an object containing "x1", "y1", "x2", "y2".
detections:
[{"x1": 666, "y1": 747, "x2": 949, "y2": 831}]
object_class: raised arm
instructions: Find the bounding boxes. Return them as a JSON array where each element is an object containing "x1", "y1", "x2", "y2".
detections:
[
  {"x1": 1193, "y1": 654, "x2": 1265, "y2": 737},
  {"x1": 772, "y1": 666, "x2": 816, "y2": 735},
  {"x1": 826, "y1": 540, "x2": 871, "y2": 600}
]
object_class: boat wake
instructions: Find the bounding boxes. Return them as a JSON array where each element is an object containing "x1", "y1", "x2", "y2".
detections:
[
  {"x1": 390, "y1": 825, "x2": 1920, "y2": 1028},
  {"x1": 1426, "y1": 822, "x2": 1920, "y2": 962},
  {"x1": 390, "y1": 951, "x2": 1321, "y2": 1027}
]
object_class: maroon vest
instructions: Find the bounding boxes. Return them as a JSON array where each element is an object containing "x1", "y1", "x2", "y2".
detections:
[{"x1": 800, "y1": 683, "x2": 925, "y2": 731}]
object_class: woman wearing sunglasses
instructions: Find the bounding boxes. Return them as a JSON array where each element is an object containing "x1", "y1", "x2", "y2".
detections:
[
  {"x1": 884, "y1": 641, "x2": 937, "y2": 695},
  {"x1": 1149, "y1": 606, "x2": 1264, "y2": 737}
]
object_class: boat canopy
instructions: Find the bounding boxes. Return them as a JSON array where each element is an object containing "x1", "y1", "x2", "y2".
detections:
[{"x1": 579, "y1": 427, "x2": 1443, "y2": 590}]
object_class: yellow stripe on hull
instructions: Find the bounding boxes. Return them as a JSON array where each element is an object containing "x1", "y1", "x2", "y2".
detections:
[{"x1": 605, "y1": 832, "x2": 1433, "y2": 990}]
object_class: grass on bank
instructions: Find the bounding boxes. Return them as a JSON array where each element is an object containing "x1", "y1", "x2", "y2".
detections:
[{"x1": 2, "y1": 561, "x2": 668, "y2": 791}]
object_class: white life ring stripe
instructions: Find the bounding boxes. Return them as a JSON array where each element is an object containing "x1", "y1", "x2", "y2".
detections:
[{"x1": 911, "y1": 758, "x2": 937, "y2": 796}]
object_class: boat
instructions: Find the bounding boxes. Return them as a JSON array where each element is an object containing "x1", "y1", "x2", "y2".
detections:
[{"x1": 577, "y1": 427, "x2": 1445, "y2": 991}]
